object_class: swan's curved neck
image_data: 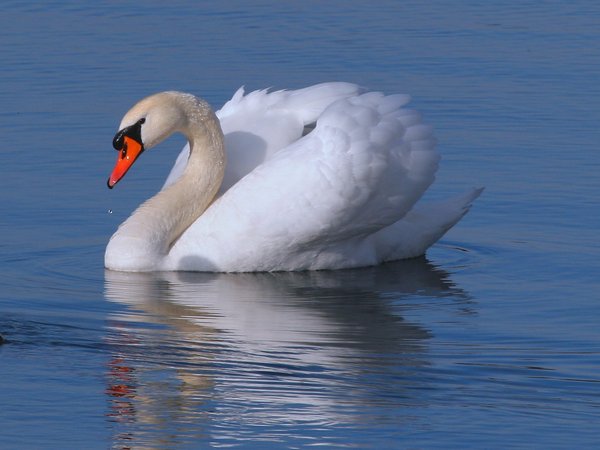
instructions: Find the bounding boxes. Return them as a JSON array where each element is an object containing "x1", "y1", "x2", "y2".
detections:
[{"x1": 106, "y1": 96, "x2": 225, "y2": 271}]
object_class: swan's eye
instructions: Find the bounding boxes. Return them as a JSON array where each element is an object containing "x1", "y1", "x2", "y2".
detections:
[{"x1": 112, "y1": 118, "x2": 145, "y2": 151}]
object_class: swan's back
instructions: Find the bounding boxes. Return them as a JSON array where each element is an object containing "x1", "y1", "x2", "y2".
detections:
[
  {"x1": 162, "y1": 82, "x2": 362, "y2": 192},
  {"x1": 164, "y1": 87, "x2": 458, "y2": 272}
]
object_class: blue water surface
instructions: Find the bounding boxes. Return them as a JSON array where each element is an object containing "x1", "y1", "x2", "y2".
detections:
[{"x1": 1, "y1": 1, "x2": 599, "y2": 448}]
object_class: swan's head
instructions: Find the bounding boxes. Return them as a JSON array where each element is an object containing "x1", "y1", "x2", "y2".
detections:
[{"x1": 108, "y1": 91, "x2": 206, "y2": 188}]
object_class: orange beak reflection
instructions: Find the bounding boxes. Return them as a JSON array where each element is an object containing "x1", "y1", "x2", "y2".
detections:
[{"x1": 108, "y1": 136, "x2": 144, "y2": 189}]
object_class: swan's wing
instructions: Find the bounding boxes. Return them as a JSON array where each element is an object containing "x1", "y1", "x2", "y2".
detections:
[
  {"x1": 167, "y1": 91, "x2": 441, "y2": 272},
  {"x1": 218, "y1": 82, "x2": 362, "y2": 128},
  {"x1": 161, "y1": 83, "x2": 362, "y2": 191}
]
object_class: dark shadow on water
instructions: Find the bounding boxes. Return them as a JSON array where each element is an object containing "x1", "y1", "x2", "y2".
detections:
[{"x1": 102, "y1": 257, "x2": 472, "y2": 447}]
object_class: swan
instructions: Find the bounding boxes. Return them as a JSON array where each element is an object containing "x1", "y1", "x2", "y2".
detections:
[{"x1": 105, "y1": 82, "x2": 482, "y2": 272}]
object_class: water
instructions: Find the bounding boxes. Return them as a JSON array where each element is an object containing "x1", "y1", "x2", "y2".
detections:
[{"x1": 1, "y1": 1, "x2": 600, "y2": 448}]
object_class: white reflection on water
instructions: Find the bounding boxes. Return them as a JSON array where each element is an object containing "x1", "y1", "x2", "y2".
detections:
[{"x1": 103, "y1": 258, "x2": 471, "y2": 447}]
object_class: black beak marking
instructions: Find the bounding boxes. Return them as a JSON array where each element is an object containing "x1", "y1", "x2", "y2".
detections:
[{"x1": 113, "y1": 117, "x2": 146, "y2": 151}]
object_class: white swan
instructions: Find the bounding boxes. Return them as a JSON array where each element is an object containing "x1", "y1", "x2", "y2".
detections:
[{"x1": 105, "y1": 82, "x2": 482, "y2": 272}]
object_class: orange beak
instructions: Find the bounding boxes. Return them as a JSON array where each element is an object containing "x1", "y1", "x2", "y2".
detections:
[{"x1": 107, "y1": 136, "x2": 144, "y2": 188}]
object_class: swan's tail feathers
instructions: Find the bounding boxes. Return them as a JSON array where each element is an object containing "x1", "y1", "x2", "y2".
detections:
[
  {"x1": 441, "y1": 186, "x2": 484, "y2": 219},
  {"x1": 418, "y1": 187, "x2": 484, "y2": 235},
  {"x1": 218, "y1": 82, "x2": 362, "y2": 125},
  {"x1": 373, "y1": 187, "x2": 484, "y2": 261}
]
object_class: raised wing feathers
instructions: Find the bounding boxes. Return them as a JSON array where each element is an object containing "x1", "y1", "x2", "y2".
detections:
[{"x1": 167, "y1": 89, "x2": 442, "y2": 271}]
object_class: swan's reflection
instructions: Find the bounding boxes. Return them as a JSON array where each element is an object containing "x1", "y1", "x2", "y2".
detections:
[{"x1": 103, "y1": 258, "x2": 470, "y2": 447}]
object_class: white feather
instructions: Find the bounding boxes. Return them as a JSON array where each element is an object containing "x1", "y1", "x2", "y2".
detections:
[{"x1": 106, "y1": 83, "x2": 482, "y2": 272}]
